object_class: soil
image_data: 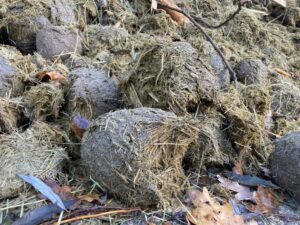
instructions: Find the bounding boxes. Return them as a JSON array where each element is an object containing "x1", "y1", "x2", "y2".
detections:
[{"x1": 0, "y1": 0, "x2": 300, "y2": 223}]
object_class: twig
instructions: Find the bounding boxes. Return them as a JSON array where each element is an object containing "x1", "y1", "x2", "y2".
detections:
[
  {"x1": 191, "y1": 1, "x2": 245, "y2": 29},
  {"x1": 51, "y1": 209, "x2": 140, "y2": 225},
  {"x1": 158, "y1": 1, "x2": 238, "y2": 87}
]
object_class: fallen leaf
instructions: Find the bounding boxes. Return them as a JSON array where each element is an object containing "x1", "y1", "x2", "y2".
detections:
[
  {"x1": 12, "y1": 200, "x2": 77, "y2": 225},
  {"x1": 78, "y1": 193, "x2": 100, "y2": 203},
  {"x1": 71, "y1": 113, "x2": 91, "y2": 139},
  {"x1": 151, "y1": 0, "x2": 158, "y2": 10},
  {"x1": 156, "y1": 0, "x2": 186, "y2": 25},
  {"x1": 249, "y1": 186, "x2": 279, "y2": 214},
  {"x1": 18, "y1": 175, "x2": 66, "y2": 210},
  {"x1": 218, "y1": 176, "x2": 253, "y2": 201},
  {"x1": 37, "y1": 71, "x2": 66, "y2": 82},
  {"x1": 233, "y1": 161, "x2": 244, "y2": 175},
  {"x1": 43, "y1": 178, "x2": 74, "y2": 201},
  {"x1": 186, "y1": 188, "x2": 244, "y2": 225},
  {"x1": 224, "y1": 172, "x2": 279, "y2": 189}
]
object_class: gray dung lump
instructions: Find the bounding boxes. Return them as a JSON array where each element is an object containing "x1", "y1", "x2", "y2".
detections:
[
  {"x1": 235, "y1": 58, "x2": 268, "y2": 85},
  {"x1": 36, "y1": 26, "x2": 83, "y2": 60},
  {"x1": 68, "y1": 67, "x2": 122, "y2": 119},
  {"x1": 270, "y1": 132, "x2": 300, "y2": 203},
  {"x1": 81, "y1": 108, "x2": 197, "y2": 207}
]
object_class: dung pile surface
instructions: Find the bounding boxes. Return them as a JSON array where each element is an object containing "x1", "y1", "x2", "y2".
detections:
[
  {"x1": 81, "y1": 108, "x2": 198, "y2": 207},
  {"x1": 123, "y1": 41, "x2": 219, "y2": 114}
]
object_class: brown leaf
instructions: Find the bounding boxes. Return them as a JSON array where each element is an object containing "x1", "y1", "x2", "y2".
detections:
[
  {"x1": 233, "y1": 161, "x2": 244, "y2": 175},
  {"x1": 186, "y1": 188, "x2": 244, "y2": 225},
  {"x1": 218, "y1": 176, "x2": 253, "y2": 201},
  {"x1": 43, "y1": 178, "x2": 75, "y2": 201},
  {"x1": 78, "y1": 193, "x2": 100, "y2": 203},
  {"x1": 156, "y1": 0, "x2": 186, "y2": 25},
  {"x1": 37, "y1": 71, "x2": 66, "y2": 82},
  {"x1": 248, "y1": 186, "x2": 279, "y2": 214}
]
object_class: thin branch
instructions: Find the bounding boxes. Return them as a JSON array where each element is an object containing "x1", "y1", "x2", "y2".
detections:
[
  {"x1": 191, "y1": 2, "x2": 245, "y2": 29},
  {"x1": 158, "y1": 1, "x2": 237, "y2": 87},
  {"x1": 51, "y1": 209, "x2": 140, "y2": 225}
]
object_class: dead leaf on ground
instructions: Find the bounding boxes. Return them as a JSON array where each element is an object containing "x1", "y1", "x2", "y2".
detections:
[
  {"x1": 233, "y1": 161, "x2": 244, "y2": 175},
  {"x1": 186, "y1": 188, "x2": 244, "y2": 225},
  {"x1": 37, "y1": 71, "x2": 66, "y2": 82},
  {"x1": 248, "y1": 186, "x2": 279, "y2": 214},
  {"x1": 218, "y1": 176, "x2": 253, "y2": 201},
  {"x1": 152, "y1": 0, "x2": 186, "y2": 25},
  {"x1": 43, "y1": 178, "x2": 75, "y2": 202},
  {"x1": 78, "y1": 193, "x2": 100, "y2": 203}
]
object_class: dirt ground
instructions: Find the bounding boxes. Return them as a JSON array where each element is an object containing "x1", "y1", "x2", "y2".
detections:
[{"x1": 0, "y1": 0, "x2": 300, "y2": 224}]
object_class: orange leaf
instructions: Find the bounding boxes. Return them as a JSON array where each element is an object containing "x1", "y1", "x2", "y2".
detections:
[
  {"x1": 233, "y1": 161, "x2": 244, "y2": 175},
  {"x1": 156, "y1": 0, "x2": 186, "y2": 25},
  {"x1": 37, "y1": 71, "x2": 66, "y2": 82},
  {"x1": 186, "y1": 188, "x2": 244, "y2": 225}
]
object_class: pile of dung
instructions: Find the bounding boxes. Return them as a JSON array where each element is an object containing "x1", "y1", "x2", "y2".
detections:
[
  {"x1": 0, "y1": 0, "x2": 77, "y2": 54},
  {"x1": 81, "y1": 108, "x2": 198, "y2": 207},
  {"x1": 220, "y1": 85, "x2": 271, "y2": 163},
  {"x1": 0, "y1": 121, "x2": 67, "y2": 199},
  {"x1": 184, "y1": 107, "x2": 235, "y2": 172},
  {"x1": 23, "y1": 83, "x2": 65, "y2": 119},
  {"x1": 0, "y1": 97, "x2": 23, "y2": 134},
  {"x1": 122, "y1": 41, "x2": 219, "y2": 115}
]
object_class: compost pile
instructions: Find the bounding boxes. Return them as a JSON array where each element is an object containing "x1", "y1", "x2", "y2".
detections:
[{"x1": 0, "y1": 0, "x2": 300, "y2": 224}]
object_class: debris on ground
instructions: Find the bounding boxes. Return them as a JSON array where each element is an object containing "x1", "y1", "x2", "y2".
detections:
[{"x1": 0, "y1": 0, "x2": 299, "y2": 224}]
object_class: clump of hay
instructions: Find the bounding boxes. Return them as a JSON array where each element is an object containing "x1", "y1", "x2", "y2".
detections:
[
  {"x1": 220, "y1": 85, "x2": 271, "y2": 162},
  {"x1": 225, "y1": 10, "x2": 268, "y2": 48},
  {"x1": 184, "y1": 107, "x2": 235, "y2": 173},
  {"x1": 272, "y1": 118, "x2": 300, "y2": 136},
  {"x1": 138, "y1": 12, "x2": 181, "y2": 37},
  {"x1": 23, "y1": 83, "x2": 65, "y2": 119},
  {"x1": 0, "y1": 121, "x2": 67, "y2": 199},
  {"x1": 269, "y1": 74, "x2": 300, "y2": 119},
  {"x1": 0, "y1": 45, "x2": 34, "y2": 97},
  {"x1": 0, "y1": 97, "x2": 23, "y2": 133},
  {"x1": 123, "y1": 41, "x2": 219, "y2": 115},
  {"x1": 81, "y1": 108, "x2": 198, "y2": 207}
]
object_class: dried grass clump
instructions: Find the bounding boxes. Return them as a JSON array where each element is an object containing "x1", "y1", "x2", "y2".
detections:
[
  {"x1": 184, "y1": 108, "x2": 235, "y2": 172},
  {"x1": 123, "y1": 41, "x2": 218, "y2": 115},
  {"x1": 272, "y1": 118, "x2": 300, "y2": 137},
  {"x1": 226, "y1": 10, "x2": 268, "y2": 48},
  {"x1": 23, "y1": 83, "x2": 65, "y2": 119},
  {"x1": 0, "y1": 121, "x2": 67, "y2": 199},
  {"x1": 81, "y1": 108, "x2": 198, "y2": 207},
  {"x1": 138, "y1": 12, "x2": 181, "y2": 37},
  {"x1": 84, "y1": 25, "x2": 129, "y2": 62},
  {"x1": 0, "y1": 97, "x2": 23, "y2": 133},
  {"x1": 269, "y1": 75, "x2": 300, "y2": 119},
  {"x1": 220, "y1": 86, "x2": 270, "y2": 162},
  {"x1": 0, "y1": 45, "x2": 35, "y2": 97}
]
